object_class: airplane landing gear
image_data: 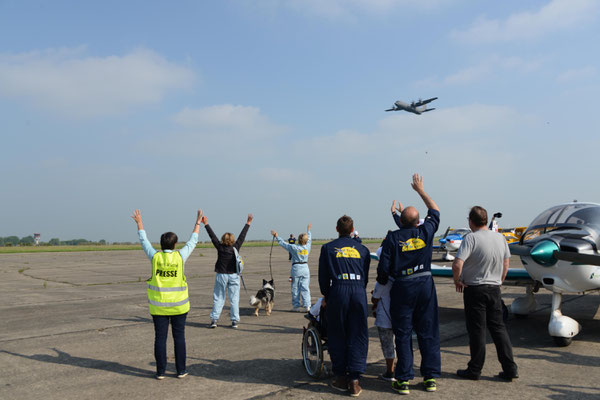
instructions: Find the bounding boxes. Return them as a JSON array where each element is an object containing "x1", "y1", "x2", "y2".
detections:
[{"x1": 548, "y1": 292, "x2": 581, "y2": 347}]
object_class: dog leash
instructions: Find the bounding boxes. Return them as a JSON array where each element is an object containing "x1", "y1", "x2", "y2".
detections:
[
  {"x1": 269, "y1": 236, "x2": 275, "y2": 282},
  {"x1": 240, "y1": 274, "x2": 249, "y2": 295}
]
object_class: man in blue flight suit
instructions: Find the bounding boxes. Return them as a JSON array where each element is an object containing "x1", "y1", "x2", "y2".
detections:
[
  {"x1": 377, "y1": 174, "x2": 441, "y2": 395},
  {"x1": 319, "y1": 215, "x2": 371, "y2": 397}
]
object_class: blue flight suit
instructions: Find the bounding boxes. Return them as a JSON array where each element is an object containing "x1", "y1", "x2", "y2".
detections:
[
  {"x1": 377, "y1": 209, "x2": 441, "y2": 381},
  {"x1": 319, "y1": 236, "x2": 371, "y2": 380}
]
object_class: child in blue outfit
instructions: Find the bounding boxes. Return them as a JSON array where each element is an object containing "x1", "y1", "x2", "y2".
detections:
[{"x1": 271, "y1": 223, "x2": 312, "y2": 312}]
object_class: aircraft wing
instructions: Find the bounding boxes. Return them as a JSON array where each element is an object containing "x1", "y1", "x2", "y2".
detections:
[
  {"x1": 413, "y1": 97, "x2": 437, "y2": 107},
  {"x1": 385, "y1": 107, "x2": 396, "y2": 112},
  {"x1": 370, "y1": 253, "x2": 532, "y2": 284},
  {"x1": 431, "y1": 264, "x2": 532, "y2": 283}
]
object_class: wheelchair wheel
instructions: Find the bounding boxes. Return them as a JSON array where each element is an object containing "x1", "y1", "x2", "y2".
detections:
[{"x1": 302, "y1": 324, "x2": 324, "y2": 378}]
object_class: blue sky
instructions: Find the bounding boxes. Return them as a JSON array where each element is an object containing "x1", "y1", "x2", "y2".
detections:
[{"x1": 1, "y1": 0, "x2": 599, "y2": 242}]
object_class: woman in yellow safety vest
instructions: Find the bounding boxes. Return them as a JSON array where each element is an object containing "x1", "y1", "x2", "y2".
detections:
[{"x1": 132, "y1": 208, "x2": 203, "y2": 380}]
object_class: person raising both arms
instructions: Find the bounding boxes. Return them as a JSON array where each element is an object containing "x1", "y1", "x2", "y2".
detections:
[
  {"x1": 201, "y1": 213, "x2": 253, "y2": 329},
  {"x1": 131, "y1": 208, "x2": 203, "y2": 380},
  {"x1": 271, "y1": 223, "x2": 313, "y2": 312}
]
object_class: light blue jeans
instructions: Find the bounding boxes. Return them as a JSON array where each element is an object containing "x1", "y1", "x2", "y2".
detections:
[
  {"x1": 210, "y1": 273, "x2": 240, "y2": 322},
  {"x1": 291, "y1": 264, "x2": 311, "y2": 308}
]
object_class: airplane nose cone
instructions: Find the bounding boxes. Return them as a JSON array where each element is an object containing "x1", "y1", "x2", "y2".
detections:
[{"x1": 530, "y1": 240, "x2": 559, "y2": 266}]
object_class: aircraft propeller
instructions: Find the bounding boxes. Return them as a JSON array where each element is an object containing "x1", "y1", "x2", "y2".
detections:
[{"x1": 510, "y1": 240, "x2": 600, "y2": 266}]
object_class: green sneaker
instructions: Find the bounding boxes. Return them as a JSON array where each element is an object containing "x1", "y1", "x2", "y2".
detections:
[
  {"x1": 392, "y1": 380, "x2": 410, "y2": 395},
  {"x1": 424, "y1": 378, "x2": 437, "y2": 392}
]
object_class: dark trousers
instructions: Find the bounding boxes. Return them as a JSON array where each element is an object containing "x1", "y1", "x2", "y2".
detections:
[
  {"x1": 463, "y1": 285, "x2": 517, "y2": 375},
  {"x1": 390, "y1": 274, "x2": 441, "y2": 381},
  {"x1": 152, "y1": 313, "x2": 187, "y2": 374},
  {"x1": 326, "y1": 283, "x2": 369, "y2": 380}
]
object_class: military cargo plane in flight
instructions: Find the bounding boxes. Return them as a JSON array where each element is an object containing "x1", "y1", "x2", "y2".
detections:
[{"x1": 385, "y1": 97, "x2": 437, "y2": 114}]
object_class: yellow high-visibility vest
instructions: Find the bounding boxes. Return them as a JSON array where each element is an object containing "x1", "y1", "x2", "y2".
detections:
[{"x1": 147, "y1": 251, "x2": 190, "y2": 315}]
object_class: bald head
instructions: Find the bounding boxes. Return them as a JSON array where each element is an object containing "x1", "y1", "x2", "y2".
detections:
[{"x1": 400, "y1": 206, "x2": 420, "y2": 227}]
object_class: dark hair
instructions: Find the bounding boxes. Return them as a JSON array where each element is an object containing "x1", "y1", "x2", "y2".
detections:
[
  {"x1": 469, "y1": 206, "x2": 488, "y2": 227},
  {"x1": 337, "y1": 215, "x2": 354, "y2": 236},
  {"x1": 160, "y1": 232, "x2": 178, "y2": 250}
]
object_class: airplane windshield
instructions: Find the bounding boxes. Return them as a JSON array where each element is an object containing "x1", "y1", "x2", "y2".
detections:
[
  {"x1": 449, "y1": 229, "x2": 471, "y2": 237},
  {"x1": 524, "y1": 204, "x2": 600, "y2": 241},
  {"x1": 562, "y1": 206, "x2": 600, "y2": 225}
]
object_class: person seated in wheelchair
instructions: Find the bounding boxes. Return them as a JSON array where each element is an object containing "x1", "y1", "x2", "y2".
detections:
[{"x1": 305, "y1": 297, "x2": 328, "y2": 340}]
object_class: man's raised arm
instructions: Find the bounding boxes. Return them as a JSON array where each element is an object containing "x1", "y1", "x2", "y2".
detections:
[{"x1": 411, "y1": 174, "x2": 439, "y2": 212}]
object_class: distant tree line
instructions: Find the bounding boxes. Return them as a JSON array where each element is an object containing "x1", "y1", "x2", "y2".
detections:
[{"x1": 0, "y1": 236, "x2": 108, "y2": 246}]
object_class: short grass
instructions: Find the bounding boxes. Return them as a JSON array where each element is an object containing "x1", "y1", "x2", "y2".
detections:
[{"x1": 0, "y1": 239, "x2": 384, "y2": 254}]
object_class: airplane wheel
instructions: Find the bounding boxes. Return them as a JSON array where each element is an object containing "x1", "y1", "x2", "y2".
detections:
[{"x1": 552, "y1": 336, "x2": 572, "y2": 347}]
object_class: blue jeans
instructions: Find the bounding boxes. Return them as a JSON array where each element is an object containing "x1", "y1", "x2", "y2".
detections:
[
  {"x1": 152, "y1": 313, "x2": 187, "y2": 375},
  {"x1": 291, "y1": 264, "x2": 311, "y2": 308},
  {"x1": 210, "y1": 273, "x2": 240, "y2": 322}
]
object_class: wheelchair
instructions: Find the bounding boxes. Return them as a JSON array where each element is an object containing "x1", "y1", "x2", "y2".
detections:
[{"x1": 301, "y1": 309, "x2": 329, "y2": 378}]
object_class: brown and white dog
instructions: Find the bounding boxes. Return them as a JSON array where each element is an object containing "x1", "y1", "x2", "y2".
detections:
[{"x1": 249, "y1": 279, "x2": 275, "y2": 316}]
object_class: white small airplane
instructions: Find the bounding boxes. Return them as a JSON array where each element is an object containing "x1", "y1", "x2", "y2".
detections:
[
  {"x1": 373, "y1": 202, "x2": 600, "y2": 346},
  {"x1": 508, "y1": 202, "x2": 600, "y2": 346},
  {"x1": 436, "y1": 228, "x2": 471, "y2": 261}
]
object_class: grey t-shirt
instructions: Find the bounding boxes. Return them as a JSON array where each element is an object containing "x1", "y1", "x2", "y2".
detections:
[{"x1": 456, "y1": 229, "x2": 510, "y2": 286}]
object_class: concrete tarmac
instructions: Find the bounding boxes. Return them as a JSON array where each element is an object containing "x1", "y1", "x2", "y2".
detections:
[{"x1": 1, "y1": 244, "x2": 599, "y2": 399}]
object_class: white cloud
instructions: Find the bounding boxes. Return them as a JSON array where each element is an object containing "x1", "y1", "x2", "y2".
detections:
[
  {"x1": 0, "y1": 47, "x2": 196, "y2": 118},
  {"x1": 556, "y1": 66, "x2": 597, "y2": 82},
  {"x1": 144, "y1": 104, "x2": 288, "y2": 162},
  {"x1": 451, "y1": 0, "x2": 599, "y2": 44},
  {"x1": 172, "y1": 104, "x2": 286, "y2": 140},
  {"x1": 263, "y1": 0, "x2": 453, "y2": 19},
  {"x1": 417, "y1": 55, "x2": 545, "y2": 87}
]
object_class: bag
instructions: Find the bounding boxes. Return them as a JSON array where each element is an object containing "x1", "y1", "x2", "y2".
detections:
[{"x1": 233, "y1": 247, "x2": 244, "y2": 275}]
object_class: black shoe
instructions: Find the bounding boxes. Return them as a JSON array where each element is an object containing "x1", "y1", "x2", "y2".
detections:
[
  {"x1": 177, "y1": 370, "x2": 189, "y2": 379},
  {"x1": 498, "y1": 371, "x2": 519, "y2": 381},
  {"x1": 457, "y1": 369, "x2": 480, "y2": 380}
]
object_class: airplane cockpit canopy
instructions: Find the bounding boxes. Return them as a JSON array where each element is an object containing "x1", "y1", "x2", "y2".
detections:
[
  {"x1": 523, "y1": 203, "x2": 600, "y2": 242},
  {"x1": 448, "y1": 228, "x2": 471, "y2": 237}
]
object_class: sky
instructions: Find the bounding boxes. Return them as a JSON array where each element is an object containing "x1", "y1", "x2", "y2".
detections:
[{"x1": 1, "y1": 0, "x2": 600, "y2": 242}]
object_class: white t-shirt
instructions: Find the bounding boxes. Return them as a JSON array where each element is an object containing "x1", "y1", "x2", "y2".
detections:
[{"x1": 372, "y1": 280, "x2": 393, "y2": 329}]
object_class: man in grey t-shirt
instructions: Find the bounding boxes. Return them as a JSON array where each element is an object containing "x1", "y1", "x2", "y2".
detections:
[{"x1": 452, "y1": 206, "x2": 518, "y2": 382}]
